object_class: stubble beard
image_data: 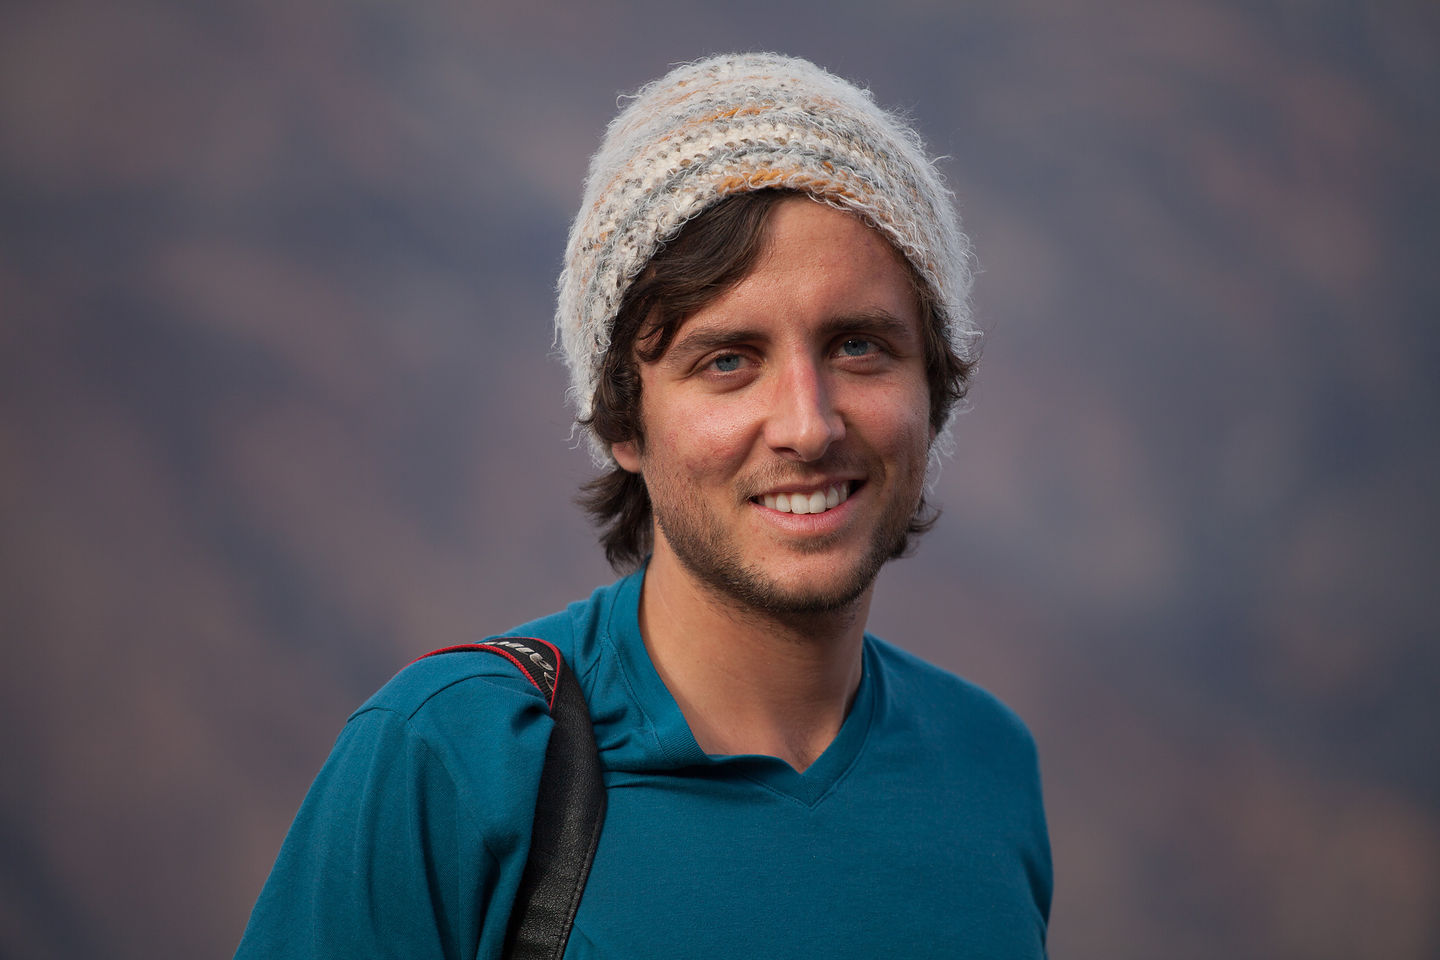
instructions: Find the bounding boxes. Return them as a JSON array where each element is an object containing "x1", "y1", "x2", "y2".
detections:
[{"x1": 648, "y1": 462, "x2": 925, "y2": 620}]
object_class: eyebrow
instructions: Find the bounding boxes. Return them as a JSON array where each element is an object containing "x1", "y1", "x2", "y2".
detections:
[{"x1": 820, "y1": 311, "x2": 919, "y2": 341}]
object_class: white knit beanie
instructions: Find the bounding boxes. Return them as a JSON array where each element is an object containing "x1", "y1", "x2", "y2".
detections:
[{"x1": 556, "y1": 52, "x2": 977, "y2": 462}]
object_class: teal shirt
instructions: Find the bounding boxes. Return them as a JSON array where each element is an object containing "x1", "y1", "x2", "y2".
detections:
[{"x1": 238, "y1": 570, "x2": 1052, "y2": 958}]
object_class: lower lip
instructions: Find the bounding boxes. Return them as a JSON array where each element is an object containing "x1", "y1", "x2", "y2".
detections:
[{"x1": 751, "y1": 490, "x2": 858, "y2": 533}]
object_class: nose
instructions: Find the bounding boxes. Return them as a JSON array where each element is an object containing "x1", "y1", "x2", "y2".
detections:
[{"x1": 763, "y1": 357, "x2": 844, "y2": 461}]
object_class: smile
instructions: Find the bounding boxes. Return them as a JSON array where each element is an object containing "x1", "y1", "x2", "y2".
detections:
[{"x1": 757, "y1": 481, "x2": 852, "y2": 515}]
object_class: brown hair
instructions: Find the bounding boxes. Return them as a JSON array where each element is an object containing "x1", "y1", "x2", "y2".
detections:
[{"x1": 578, "y1": 189, "x2": 975, "y2": 570}]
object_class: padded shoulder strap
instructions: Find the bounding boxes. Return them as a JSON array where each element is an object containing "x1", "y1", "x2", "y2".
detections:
[
  {"x1": 416, "y1": 638, "x2": 607, "y2": 960},
  {"x1": 419, "y1": 638, "x2": 561, "y2": 708}
]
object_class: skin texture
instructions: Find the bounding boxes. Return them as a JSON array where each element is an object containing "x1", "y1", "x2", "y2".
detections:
[{"x1": 612, "y1": 196, "x2": 934, "y2": 770}]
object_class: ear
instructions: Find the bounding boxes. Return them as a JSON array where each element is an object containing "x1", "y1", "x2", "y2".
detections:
[{"x1": 611, "y1": 438, "x2": 643, "y2": 474}]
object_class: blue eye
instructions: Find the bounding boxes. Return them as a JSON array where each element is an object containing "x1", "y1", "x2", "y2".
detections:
[
  {"x1": 839, "y1": 338, "x2": 874, "y2": 357},
  {"x1": 712, "y1": 353, "x2": 742, "y2": 372}
]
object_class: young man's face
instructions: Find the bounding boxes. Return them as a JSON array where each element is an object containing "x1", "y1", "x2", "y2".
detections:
[{"x1": 613, "y1": 196, "x2": 934, "y2": 615}]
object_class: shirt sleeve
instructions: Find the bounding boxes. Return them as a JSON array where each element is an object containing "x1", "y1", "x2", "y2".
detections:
[{"x1": 236, "y1": 671, "x2": 554, "y2": 960}]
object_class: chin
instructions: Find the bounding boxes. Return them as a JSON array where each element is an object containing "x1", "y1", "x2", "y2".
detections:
[{"x1": 682, "y1": 548, "x2": 887, "y2": 618}]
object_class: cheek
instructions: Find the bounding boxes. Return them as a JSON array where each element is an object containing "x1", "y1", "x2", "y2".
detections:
[
  {"x1": 642, "y1": 395, "x2": 758, "y2": 475},
  {"x1": 850, "y1": 381, "x2": 932, "y2": 450}
]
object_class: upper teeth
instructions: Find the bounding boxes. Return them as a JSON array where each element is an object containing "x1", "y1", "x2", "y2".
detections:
[{"x1": 761, "y1": 482, "x2": 850, "y2": 515}]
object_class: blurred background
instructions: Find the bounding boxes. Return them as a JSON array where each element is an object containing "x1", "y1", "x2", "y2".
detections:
[{"x1": 2, "y1": 0, "x2": 1437, "y2": 957}]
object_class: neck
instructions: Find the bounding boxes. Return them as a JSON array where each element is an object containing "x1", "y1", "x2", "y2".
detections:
[{"x1": 637, "y1": 549, "x2": 870, "y2": 772}]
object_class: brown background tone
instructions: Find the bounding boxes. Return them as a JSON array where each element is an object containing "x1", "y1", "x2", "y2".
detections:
[{"x1": 2, "y1": 1, "x2": 1437, "y2": 957}]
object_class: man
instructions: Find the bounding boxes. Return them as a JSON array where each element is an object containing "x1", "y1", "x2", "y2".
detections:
[{"x1": 238, "y1": 53, "x2": 1051, "y2": 958}]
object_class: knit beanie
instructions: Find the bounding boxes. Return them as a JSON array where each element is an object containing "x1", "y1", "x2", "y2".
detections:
[{"x1": 556, "y1": 52, "x2": 977, "y2": 462}]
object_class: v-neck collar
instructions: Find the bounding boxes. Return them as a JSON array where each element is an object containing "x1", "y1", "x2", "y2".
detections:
[{"x1": 599, "y1": 567, "x2": 878, "y2": 808}]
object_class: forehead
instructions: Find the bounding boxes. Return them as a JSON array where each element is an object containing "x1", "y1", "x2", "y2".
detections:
[{"x1": 679, "y1": 196, "x2": 921, "y2": 337}]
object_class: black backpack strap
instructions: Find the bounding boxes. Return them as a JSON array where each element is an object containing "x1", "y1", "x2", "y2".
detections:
[{"x1": 416, "y1": 638, "x2": 607, "y2": 959}]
